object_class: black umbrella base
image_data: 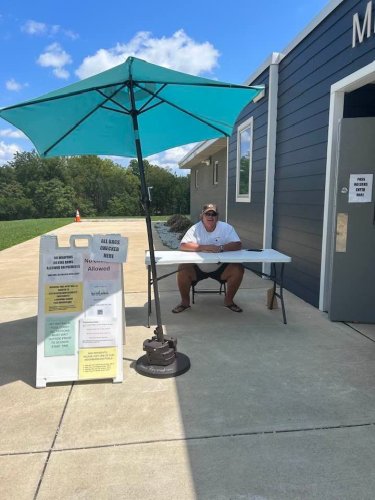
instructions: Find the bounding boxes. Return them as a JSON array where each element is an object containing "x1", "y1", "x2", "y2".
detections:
[{"x1": 136, "y1": 352, "x2": 191, "y2": 378}]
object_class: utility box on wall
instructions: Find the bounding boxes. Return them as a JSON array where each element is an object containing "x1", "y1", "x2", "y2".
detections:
[{"x1": 36, "y1": 233, "x2": 127, "y2": 388}]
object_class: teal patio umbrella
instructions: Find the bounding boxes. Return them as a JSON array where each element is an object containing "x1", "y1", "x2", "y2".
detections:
[{"x1": 0, "y1": 56, "x2": 263, "y2": 376}]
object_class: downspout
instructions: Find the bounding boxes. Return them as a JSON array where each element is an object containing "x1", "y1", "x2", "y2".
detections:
[{"x1": 263, "y1": 52, "x2": 281, "y2": 275}]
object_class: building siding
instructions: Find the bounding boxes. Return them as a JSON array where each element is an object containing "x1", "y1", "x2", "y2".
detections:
[
  {"x1": 227, "y1": 69, "x2": 270, "y2": 251},
  {"x1": 227, "y1": 0, "x2": 375, "y2": 307},
  {"x1": 190, "y1": 148, "x2": 227, "y2": 223},
  {"x1": 274, "y1": 0, "x2": 375, "y2": 306}
]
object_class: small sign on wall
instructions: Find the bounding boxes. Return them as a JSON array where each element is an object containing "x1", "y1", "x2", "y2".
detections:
[{"x1": 349, "y1": 174, "x2": 373, "y2": 203}]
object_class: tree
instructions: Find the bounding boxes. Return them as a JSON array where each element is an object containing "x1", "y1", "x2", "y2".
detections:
[
  {"x1": 0, "y1": 151, "x2": 189, "y2": 220},
  {"x1": 33, "y1": 179, "x2": 76, "y2": 217},
  {"x1": 0, "y1": 180, "x2": 36, "y2": 220},
  {"x1": 128, "y1": 160, "x2": 190, "y2": 215}
]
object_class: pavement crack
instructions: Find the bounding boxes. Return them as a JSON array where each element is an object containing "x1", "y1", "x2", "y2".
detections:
[
  {"x1": 33, "y1": 383, "x2": 75, "y2": 500},
  {"x1": 344, "y1": 322, "x2": 375, "y2": 342},
  {"x1": 1, "y1": 421, "x2": 369, "y2": 459}
]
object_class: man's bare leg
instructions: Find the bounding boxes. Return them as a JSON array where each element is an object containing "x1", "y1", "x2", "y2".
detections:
[
  {"x1": 221, "y1": 264, "x2": 244, "y2": 306},
  {"x1": 174, "y1": 264, "x2": 197, "y2": 309}
]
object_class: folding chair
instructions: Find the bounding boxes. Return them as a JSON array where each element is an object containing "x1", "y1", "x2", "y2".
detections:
[{"x1": 191, "y1": 279, "x2": 227, "y2": 304}]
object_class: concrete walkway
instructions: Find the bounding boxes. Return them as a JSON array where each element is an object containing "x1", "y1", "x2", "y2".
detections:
[{"x1": 1, "y1": 219, "x2": 375, "y2": 499}]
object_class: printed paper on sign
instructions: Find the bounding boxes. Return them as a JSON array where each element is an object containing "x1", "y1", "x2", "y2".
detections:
[
  {"x1": 44, "y1": 316, "x2": 75, "y2": 356},
  {"x1": 79, "y1": 347, "x2": 117, "y2": 379},
  {"x1": 79, "y1": 318, "x2": 116, "y2": 348},
  {"x1": 45, "y1": 283, "x2": 83, "y2": 314},
  {"x1": 91, "y1": 235, "x2": 128, "y2": 263},
  {"x1": 83, "y1": 258, "x2": 120, "y2": 281},
  {"x1": 44, "y1": 253, "x2": 83, "y2": 283},
  {"x1": 349, "y1": 174, "x2": 373, "y2": 203},
  {"x1": 84, "y1": 281, "x2": 116, "y2": 318}
]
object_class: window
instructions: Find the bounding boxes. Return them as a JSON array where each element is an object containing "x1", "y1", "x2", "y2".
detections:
[
  {"x1": 195, "y1": 169, "x2": 199, "y2": 189},
  {"x1": 213, "y1": 161, "x2": 219, "y2": 185},
  {"x1": 236, "y1": 117, "x2": 253, "y2": 202}
]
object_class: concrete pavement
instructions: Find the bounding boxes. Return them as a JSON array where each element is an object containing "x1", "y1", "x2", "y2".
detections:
[{"x1": 1, "y1": 219, "x2": 375, "y2": 499}]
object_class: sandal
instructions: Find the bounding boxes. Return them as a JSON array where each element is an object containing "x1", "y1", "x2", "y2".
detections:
[
  {"x1": 172, "y1": 304, "x2": 191, "y2": 314},
  {"x1": 225, "y1": 303, "x2": 243, "y2": 313}
]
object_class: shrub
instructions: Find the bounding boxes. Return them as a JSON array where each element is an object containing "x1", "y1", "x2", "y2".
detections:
[
  {"x1": 169, "y1": 215, "x2": 192, "y2": 234},
  {"x1": 166, "y1": 214, "x2": 183, "y2": 227}
]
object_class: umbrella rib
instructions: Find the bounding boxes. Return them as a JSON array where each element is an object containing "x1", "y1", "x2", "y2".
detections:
[
  {"x1": 43, "y1": 83, "x2": 128, "y2": 156},
  {"x1": 136, "y1": 83, "x2": 167, "y2": 113},
  {"x1": 0, "y1": 82, "x2": 132, "y2": 111},
  {"x1": 136, "y1": 82, "x2": 230, "y2": 136},
  {"x1": 101, "y1": 105, "x2": 129, "y2": 115},
  {"x1": 96, "y1": 89, "x2": 131, "y2": 114},
  {"x1": 134, "y1": 80, "x2": 262, "y2": 90}
]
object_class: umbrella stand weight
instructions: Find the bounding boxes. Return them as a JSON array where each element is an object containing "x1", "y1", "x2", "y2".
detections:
[
  {"x1": 136, "y1": 336, "x2": 191, "y2": 378},
  {"x1": 143, "y1": 335, "x2": 177, "y2": 365}
]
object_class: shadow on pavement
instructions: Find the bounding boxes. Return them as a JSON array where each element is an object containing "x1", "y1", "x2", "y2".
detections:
[{"x1": 0, "y1": 316, "x2": 37, "y2": 388}]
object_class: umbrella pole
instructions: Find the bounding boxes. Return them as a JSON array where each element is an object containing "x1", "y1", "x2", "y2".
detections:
[
  {"x1": 129, "y1": 83, "x2": 190, "y2": 378},
  {"x1": 137, "y1": 152, "x2": 164, "y2": 342}
]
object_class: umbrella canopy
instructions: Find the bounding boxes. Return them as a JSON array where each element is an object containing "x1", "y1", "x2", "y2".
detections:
[
  {"x1": 0, "y1": 57, "x2": 263, "y2": 158},
  {"x1": 0, "y1": 57, "x2": 263, "y2": 371}
]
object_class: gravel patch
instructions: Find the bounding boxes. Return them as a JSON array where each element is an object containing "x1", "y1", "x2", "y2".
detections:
[{"x1": 154, "y1": 221, "x2": 181, "y2": 249}]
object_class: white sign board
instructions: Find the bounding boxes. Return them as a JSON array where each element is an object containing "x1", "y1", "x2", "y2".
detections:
[
  {"x1": 349, "y1": 174, "x2": 373, "y2": 203},
  {"x1": 36, "y1": 234, "x2": 127, "y2": 388}
]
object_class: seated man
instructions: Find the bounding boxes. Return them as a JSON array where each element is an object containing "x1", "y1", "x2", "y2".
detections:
[{"x1": 172, "y1": 203, "x2": 244, "y2": 313}]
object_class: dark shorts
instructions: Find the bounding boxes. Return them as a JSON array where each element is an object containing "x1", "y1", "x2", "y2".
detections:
[{"x1": 192, "y1": 263, "x2": 228, "y2": 286}]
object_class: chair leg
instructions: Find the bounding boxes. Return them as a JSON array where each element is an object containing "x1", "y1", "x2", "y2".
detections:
[{"x1": 192, "y1": 281, "x2": 226, "y2": 302}]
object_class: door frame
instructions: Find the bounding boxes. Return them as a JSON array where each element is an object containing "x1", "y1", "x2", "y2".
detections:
[{"x1": 320, "y1": 60, "x2": 375, "y2": 311}]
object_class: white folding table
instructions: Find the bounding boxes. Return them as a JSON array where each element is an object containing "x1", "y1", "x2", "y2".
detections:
[{"x1": 145, "y1": 249, "x2": 291, "y2": 324}]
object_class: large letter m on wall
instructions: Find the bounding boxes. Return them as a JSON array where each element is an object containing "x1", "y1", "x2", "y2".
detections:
[{"x1": 353, "y1": 1, "x2": 373, "y2": 47}]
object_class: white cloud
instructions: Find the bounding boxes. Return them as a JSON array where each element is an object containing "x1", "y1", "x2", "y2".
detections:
[
  {"x1": 53, "y1": 67, "x2": 70, "y2": 79},
  {"x1": 64, "y1": 29, "x2": 79, "y2": 41},
  {"x1": 21, "y1": 20, "x2": 47, "y2": 35},
  {"x1": 0, "y1": 129, "x2": 26, "y2": 139},
  {"x1": 21, "y1": 19, "x2": 79, "y2": 40},
  {"x1": 5, "y1": 78, "x2": 28, "y2": 91},
  {"x1": 37, "y1": 43, "x2": 72, "y2": 79},
  {"x1": 76, "y1": 29, "x2": 220, "y2": 79},
  {"x1": 146, "y1": 144, "x2": 195, "y2": 173},
  {"x1": 0, "y1": 141, "x2": 22, "y2": 164}
]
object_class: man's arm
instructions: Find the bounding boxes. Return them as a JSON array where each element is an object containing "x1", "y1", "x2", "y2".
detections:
[
  {"x1": 220, "y1": 241, "x2": 242, "y2": 252},
  {"x1": 180, "y1": 241, "x2": 242, "y2": 253}
]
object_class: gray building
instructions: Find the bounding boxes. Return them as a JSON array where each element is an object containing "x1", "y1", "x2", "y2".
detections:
[{"x1": 180, "y1": 0, "x2": 375, "y2": 322}]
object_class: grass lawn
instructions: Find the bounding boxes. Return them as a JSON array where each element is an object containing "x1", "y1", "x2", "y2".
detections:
[
  {"x1": 0, "y1": 218, "x2": 71, "y2": 251},
  {"x1": 0, "y1": 215, "x2": 173, "y2": 251}
]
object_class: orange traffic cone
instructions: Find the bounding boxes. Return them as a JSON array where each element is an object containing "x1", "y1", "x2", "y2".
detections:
[{"x1": 75, "y1": 209, "x2": 81, "y2": 222}]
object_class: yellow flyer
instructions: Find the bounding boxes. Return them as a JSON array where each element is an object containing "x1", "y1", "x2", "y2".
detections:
[
  {"x1": 45, "y1": 283, "x2": 83, "y2": 314},
  {"x1": 79, "y1": 347, "x2": 117, "y2": 379}
]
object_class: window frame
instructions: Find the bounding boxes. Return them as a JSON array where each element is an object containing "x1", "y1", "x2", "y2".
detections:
[{"x1": 235, "y1": 117, "x2": 253, "y2": 203}]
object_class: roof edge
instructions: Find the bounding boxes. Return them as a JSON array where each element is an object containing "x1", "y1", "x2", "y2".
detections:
[{"x1": 179, "y1": 138, "x2": 218, "y2": 167}]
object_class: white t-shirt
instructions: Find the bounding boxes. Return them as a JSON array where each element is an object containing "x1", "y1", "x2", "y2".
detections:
[{"x1": 180, "y1": 221, "x2": 241, "y2": 272}]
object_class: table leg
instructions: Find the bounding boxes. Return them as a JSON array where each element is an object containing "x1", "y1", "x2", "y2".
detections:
[
  {"x1": 269, "y1": 263, "x2": 287, "y2": 324},
  {"x1": 279, "y1": 263, "x2": 287, "y2": 324}
]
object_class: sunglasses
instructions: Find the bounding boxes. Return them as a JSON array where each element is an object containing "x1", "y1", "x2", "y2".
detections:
[{"x1": 204, "y1": 211, "x2": 217, "y2": 216}]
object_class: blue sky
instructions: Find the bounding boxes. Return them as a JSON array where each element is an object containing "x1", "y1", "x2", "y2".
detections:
[{"x1": 0, "y1": 0, "x2": 329, "y2": 170}]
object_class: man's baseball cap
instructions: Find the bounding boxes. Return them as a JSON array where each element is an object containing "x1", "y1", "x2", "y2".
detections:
[{"x1": 202, "y1": 203, "x2": 218, "y2": 214}]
